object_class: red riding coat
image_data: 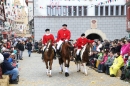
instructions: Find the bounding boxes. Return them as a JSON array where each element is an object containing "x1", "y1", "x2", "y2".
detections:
[
  {"x1": 76, "y1": 37, "x2": 89, "y2": 49},
  {"x1": 42, "y1": 34, "x2": 55, "y2": 45},
  {"x1": 56, "y1": 28, "x2": 71, "y2": 42}
]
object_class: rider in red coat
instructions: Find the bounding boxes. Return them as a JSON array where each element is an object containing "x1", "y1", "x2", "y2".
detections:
[
  {"x1": 42, "y1": 33, "x2": 54, "y2": 45},
  {"x1": 56, "y1": 24, "x2": 71, "y2": 56},
  {"x1": 42, "y1": 29, "x2": 56, "y2": 59},
  {"x1": 76, "y1": 33, "x2": 89, "y2": 57}
]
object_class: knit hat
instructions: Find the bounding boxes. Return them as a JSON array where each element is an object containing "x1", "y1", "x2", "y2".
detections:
[{"x1": 3, "y1": 53, "x2": 10, "y2": 59}]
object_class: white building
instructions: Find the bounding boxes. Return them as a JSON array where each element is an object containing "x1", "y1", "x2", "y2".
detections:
[{"x1": 34, "y1": 0, "x2": 128, "y2": 41}]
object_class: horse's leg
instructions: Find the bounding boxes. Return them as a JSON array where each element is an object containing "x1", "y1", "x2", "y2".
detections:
[
  {"x1": 65, "y1": 59, "x2": 69, "y2": 77},
  {"x1": 59, "y1": 58, "x2": 63, "y2": 74},
  {"x1": 45, "y1": 61, "x2": 49, "y2": 76},
  {"x1": 83, "y1": 63, "x2": 88, "y2": 76},
  {"x1": 77, "y1": 63, "x2": 79, "y2": 72},
  {"x1": 79, "y1": 63, "x2": 81, "y2": 72},
  {"x1": 49, "y1": 60, "x2": 53, "y2": 77}
]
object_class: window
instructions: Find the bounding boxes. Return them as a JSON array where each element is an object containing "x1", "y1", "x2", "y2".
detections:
[
  {"x1": 100, "y1": 6, "x2": 103, "y2": 16},
  {"x1": 121, "y1": 5, "x2": 124, "y2": 15},
  {"x1": 68, "y1": 6, "x2": 72, "y2": 16},
  {"x1": 83, "y1": 6, "x2": 87, "y2": 16},
  {"x1": 105, "y1": 6, "x2": 108, "y2": 16},
  {"x1": 78, "y1": 6, "x2": 82, "y2": 16},
  {"x1": 47, "y1": 6, "x2": 51, "y2": 16},
  {"x1": 55, "y1": 6, "x2": 59, "y2": 16},
  {"x1": 58, "y1": 6, "x2": 62, "y2": 16},
  {"x1": 63, "y1": 6, "x2": 67, "y2": 16},
  {"x1": 95, "y1": 6, "x2": 98, "y2": 16},
  {"x1": 110, "y1": 6, "x2": 114, "y2": 15},
  {"x1": 116, "y1": 6, "x2": 119, "y2": 15},
  {"x1": 73, "y1": 6, "x2": 77, "y2": 16},
  {"x1": 52, "y1": 6, "x2": 56, "y2": 16}
]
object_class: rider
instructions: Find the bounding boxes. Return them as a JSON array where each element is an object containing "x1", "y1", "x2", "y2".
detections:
[
  {"x1": 56, "y1": 24, "x2": 71, "y2": 56},
  {"x1": 42, "y1": 29, "x2": 56, "y2": 59},
  {"x1": 76, "y1": 33, "x2": 89, "y2": 58}
]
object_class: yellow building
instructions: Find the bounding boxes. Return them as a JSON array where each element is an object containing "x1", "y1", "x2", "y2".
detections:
[{"x1": 13, "y1": 0, "x2": 29, "y2": 37}]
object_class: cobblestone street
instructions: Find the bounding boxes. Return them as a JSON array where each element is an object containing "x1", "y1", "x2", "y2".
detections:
[{"x1": 10, "y1": 50, "x2": 130, "y2": 86}]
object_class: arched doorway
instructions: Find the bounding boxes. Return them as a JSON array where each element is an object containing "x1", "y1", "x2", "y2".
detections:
[
  {"x1": 87, "y1": 33, "x2": 103, "y2": 41},
  {"x1": 85, "y1": 29, "x2": 107, "y2": 41}
]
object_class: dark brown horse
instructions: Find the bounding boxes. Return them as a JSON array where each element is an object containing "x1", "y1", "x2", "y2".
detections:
[
  {"x1": 74, "y1": 43, "x2": 92, "y2": 76},
  {"x1": 58, "y1": 41, "x2": 74, "y2": 77},
  {"x1": 42, "y1": 40, "x2": 55, "y2": 77}
]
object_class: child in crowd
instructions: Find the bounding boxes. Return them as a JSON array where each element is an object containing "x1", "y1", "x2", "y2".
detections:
[
  {"x1": 97, "y1": 51, "x2": 108, "y2": 73},
  {"x1": 89, "y1": 51, "x2": 98, "y2": 68},
  {"x1": 96, "y1": 48, "x2": 103, "y2": 68}
]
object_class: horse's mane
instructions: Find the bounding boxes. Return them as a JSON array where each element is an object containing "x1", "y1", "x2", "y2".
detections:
[
  {"x1": 82, "y1": 43, "x2": 92, "y2": 62},
  {"x1": 61, "y1": 41, "x2": 72, "y2": 57},
  {"x1": 46, "y1": 41, "x2": 53, "y2": 58}
]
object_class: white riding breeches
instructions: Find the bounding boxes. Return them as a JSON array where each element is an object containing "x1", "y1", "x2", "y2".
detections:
[
  {"x1": 76, "y1": 49, "x2": 81, "y2": 55},
  {"x1": 57, "y1": 40, "x2": 63, "y2": 50},
  {"x1": 52, "y1": 46, "x2": 56, "y2": 52},
  {"x1": 42, "y1": 46, "x2": 56, "y2": 52},
  {"x1": 42, "y1": 46, "x2": 46, "y2": 51}
]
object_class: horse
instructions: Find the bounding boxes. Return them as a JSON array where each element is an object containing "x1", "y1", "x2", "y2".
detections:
[
  {"x1": 58, "y1": 41, "x2": 74, "y2": 77},
  {"x1": 74, "y1": 43, "x2": 92, "y2": 76},
  {"x1": 42, "y1": 40, "x2": 55, "y2": 77}
]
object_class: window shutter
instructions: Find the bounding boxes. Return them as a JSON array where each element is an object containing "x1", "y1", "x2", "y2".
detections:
[{"x1": 127, "y1": 7, "x2": 130, "y2": 20}]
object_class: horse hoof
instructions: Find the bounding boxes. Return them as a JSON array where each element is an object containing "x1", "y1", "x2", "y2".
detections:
[
  {"x1": 65, "y1": 72, "x2": 69, "y2": 77},
  {"x1": 49, "y1": 75, "x2": 52, "y2": 77},
  {"x1": 85, "y1": 74, "x2": 88, "y2": 76}
]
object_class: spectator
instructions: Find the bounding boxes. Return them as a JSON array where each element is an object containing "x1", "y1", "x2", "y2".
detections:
[
  {"x1": 109, "y1": 52, "x2": 124, "y2": 77},
  {"x1": 2, "y1": 53, "x2": 19, "y2": 84},
  {"x1": 27, "y1": 40, "x2": 33, "y2": 57},
  {"x1": 96, "y1": 41, "x2": 102, "y2": 52},
  {"x1": 96, "y1": 48, "x2": 103, "y2": 68},
  {"x1": 17, "y1": 41, "x2": 24, "y2": 60},
  {"x1": 89, "y1": 51, "x2": 98, "y2": 68},
  {"x1": 97, "y1": 52, "x2": 108, "y2": 73},
  {"x1": 104, "y1": 51, "x2": 115, "y2": 75},
  {"x1": 92, "y1": 42, "x2": 97, "y2": 52}
]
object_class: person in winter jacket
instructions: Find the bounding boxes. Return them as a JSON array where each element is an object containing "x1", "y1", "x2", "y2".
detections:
[
  {"x1": 109, "y1": 52, "x2": 124, "y2": 77},
  {"x1": 56, "y1": 24, "x2": 71, "y2": 56},
  {"x1": 27, "y1": 40, "x2": 32, "y2": 57},
  {"x1": 2, "y1": 53, "x2": 19, "y2": 84}
]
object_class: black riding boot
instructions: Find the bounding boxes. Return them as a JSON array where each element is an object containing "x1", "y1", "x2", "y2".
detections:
[
  {"x1": 53, "y1": 51, "x2": 56, "y2": 60},
  {"x1": 41, "y1": 50, "x2": 45, "y2": 60},
  {"x1": 56, "y1": 50, "x2": 60, "y2": 58}
]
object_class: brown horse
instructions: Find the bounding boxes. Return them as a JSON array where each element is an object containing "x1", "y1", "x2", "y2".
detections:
[
  {"x1": 42, "y1": 40, "x2": 55, "y2": 77},
  {"x1": 58, "y1": 41, "x2": 74, "y2": 77},
  {"x1": 74, "y1": 43, "x2": 92, "y2": 76}
]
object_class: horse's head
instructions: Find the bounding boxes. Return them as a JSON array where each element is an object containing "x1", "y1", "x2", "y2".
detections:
[
  {"x1": 46, "y1": 40, "x2": 52, "y2": 50},
  {"x1": 85, "y1": 43, "x2": 93, "y2": 56},
  {"x1": 63, "y1": 40, "x2": 74, "y2": 57}
]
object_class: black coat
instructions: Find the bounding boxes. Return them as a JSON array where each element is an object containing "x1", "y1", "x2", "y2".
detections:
[
  {"x1": 115, "y1": 44, "x2": 121, "y2": 53},
  {"x1": 18, "y1": 43, "x2": 24, "y2": 51},
  {"x1": 1, "y1": 60, "x2": 15, "y2": 74},
  {"x1": 27, "y1": 42, "x2": 32, "y2": 50}
]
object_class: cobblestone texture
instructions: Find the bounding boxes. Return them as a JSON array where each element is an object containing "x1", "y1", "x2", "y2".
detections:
[{"x1": 10, "y1": 50, "x2": 130, "y2": 86}]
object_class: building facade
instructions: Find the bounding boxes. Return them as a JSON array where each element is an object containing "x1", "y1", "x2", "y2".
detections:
[{"x1": 34, "y1": 0, "x2": 128, "y2": 41}]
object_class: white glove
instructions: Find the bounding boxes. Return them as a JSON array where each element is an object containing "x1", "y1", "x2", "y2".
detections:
[
  {"x1": 65, "y1": 39, "x2": 68, "y2": 42},
  {"x1": 81, "y1": 45, "x2": 84, "y2": 48}
]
